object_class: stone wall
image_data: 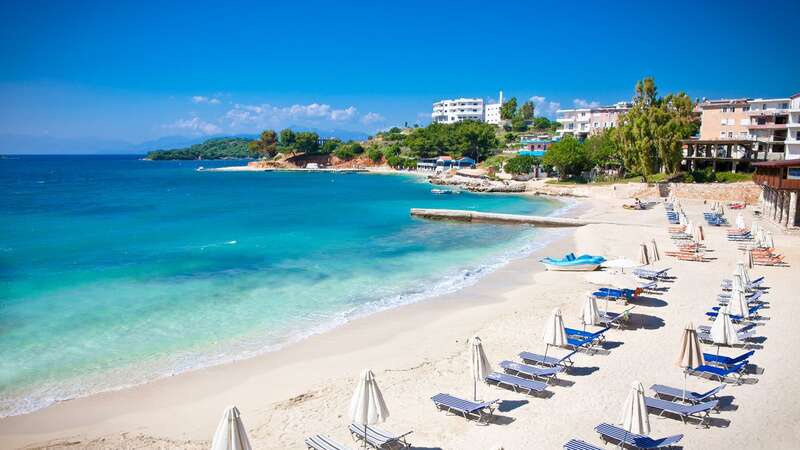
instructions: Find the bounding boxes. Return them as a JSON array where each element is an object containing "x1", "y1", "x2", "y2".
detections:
[
  {"x1": 525, "y1": 180, "x2": 761, "y2": 203},
  {"x1": 664, "y1": 182, "x2": 760, "y2": 203}
]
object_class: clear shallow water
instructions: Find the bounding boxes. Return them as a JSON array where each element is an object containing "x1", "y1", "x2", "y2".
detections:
[{"x1": 0, "y1": 155, "x2": 560, "y2": 416}]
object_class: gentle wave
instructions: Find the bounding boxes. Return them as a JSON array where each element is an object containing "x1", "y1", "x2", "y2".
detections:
[{"x1": 1, "y1": 224, "x2": 567, "y2": 418}]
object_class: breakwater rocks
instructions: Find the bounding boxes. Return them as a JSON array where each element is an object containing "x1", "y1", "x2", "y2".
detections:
[{"x1": 429, "y1": 175, "x2": 527, "y2": 192}]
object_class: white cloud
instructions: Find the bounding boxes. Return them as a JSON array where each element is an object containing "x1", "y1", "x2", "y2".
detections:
[
  {"x1": 191, "y1": 95, "x2": 222, "y2": 105},
  {"x1": 529, "y1": 96, "x2": 561, "y2": 118},
  {"x1": 163, "y1": 117, "x2": 221, "y2": 135},
  {"x1": 361, "y1": 112, "x2": 385, "y2": 125},
  {"x1": 573, "y1": 98, "x2": 600, "y2": 109},
  {"x1": 224, "y1": 102, "x2": 361, "y2": 128}
]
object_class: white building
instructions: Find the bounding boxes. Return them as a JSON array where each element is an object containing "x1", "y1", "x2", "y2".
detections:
[
  {"x1": 556, "y1": 101, "x2": 632, "y2": 139},
  {"x1": 431, "y1": 98, "x2": 485, "y2": 124},
  {"x1": 788, "y1": 94, "x2": 800, "y2": 160},
  {"x1": 484, "y1": 91, "x2": 504, "y2": 125}
]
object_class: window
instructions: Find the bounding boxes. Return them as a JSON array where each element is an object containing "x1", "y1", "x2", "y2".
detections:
[
  {"x1": 720, "y1": 131, "x2": 726, "y2": 138},
  {"x1": 781, "y1": 103, "x2": 788, "y2": 109},
  {"x1": 743, "y1": 106, "x2": 750, "y2": 111},
  {"x1": 740, "y1": 118, "x2": 749, "y2": 126},
  {"x1": 728, "y1": 132, "x2": 733, "y2": 138},
  {"x1": 731, "y1": 107, "x2": 735, "y2": 112},
  {"x1": 722, "y1": 107, "x2": 728, "y2": 112},
  {"x1": 721, "y1": 119, "x2": 727, "y2": 125},
  {"x1": 797, "y1": 131, "x2": 800, "y2": 140},
  {"x1": 762, "y1": 104, "x2": 767, "y2": 110}
]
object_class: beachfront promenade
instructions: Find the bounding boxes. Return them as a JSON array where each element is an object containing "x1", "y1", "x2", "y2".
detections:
[{"x1": 0, "y1": 194, "x2": 798, "y2": 449}]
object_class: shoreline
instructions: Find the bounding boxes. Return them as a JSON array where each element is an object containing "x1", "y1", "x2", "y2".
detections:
[
  {"x1": 4, "y1": 194, "x2": 800, "y2": 449},
  {"x1": 0, "y1": 201, "x2": 583, "y2": 449}
]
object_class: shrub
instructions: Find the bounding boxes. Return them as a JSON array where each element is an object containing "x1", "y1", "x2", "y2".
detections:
[
  {"x1": 367, "y1": 147, "x2": 383, "y2": 163},
  {"x1": 334, "y1": 147, "x2": 355, "y2": 160}
]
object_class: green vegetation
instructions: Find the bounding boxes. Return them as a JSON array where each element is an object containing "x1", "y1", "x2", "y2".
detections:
[
  {"x1": 405, "y1": 121, "x2": 499, "y2": 161},
  {"x1": 503, "y1": 155, "x2": 541, "y2": 175},
  {"x1": 248, "y1": 130, "x2": 277, "y2": 158},
  {"x1": 500, "y1": 97, "x2": 518, "y2": 120},
  {"x1": 612, "y1": 77, "x2": 697, "y2": 177},
  {"x1": 682, "y1": 168, "x2": 753, "y2": 183},
  {"x1": 146, "y1": 137, "x2": 252, "y2": 160}
]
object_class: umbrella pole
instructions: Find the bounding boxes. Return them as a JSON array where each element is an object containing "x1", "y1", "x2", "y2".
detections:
[
  {"x1": 543, "y1": 344, "x2": 550, "y2": 362},
  {"x1": 364, "y1": 423, "x2": 368, "y2": 449},
  {"x1": 683, "y1": 372, "x2": 688, "y2": 402},
  {"x1": 474, "y1": 378, "x2": 477, "y2": 402}
]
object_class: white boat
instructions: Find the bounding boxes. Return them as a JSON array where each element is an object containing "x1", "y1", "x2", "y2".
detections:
[
  {"x1": 541, "y1": 262, "x2": 601, "y2": 272},
  {"x1": 196, "y1": 166, "x2": 205, "y2": 171},
  {"x1": 431, "y1": 188, "x2": 460, "y2": 195}
]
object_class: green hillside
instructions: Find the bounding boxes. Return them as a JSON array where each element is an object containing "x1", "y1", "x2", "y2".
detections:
[{"x1": 145, "y1": 137, "x2": 253, "y2": 160}]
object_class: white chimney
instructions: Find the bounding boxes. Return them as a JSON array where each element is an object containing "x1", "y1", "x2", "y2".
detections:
[{"x1": 499, "y1": 90, "x2": 504, "y2": 105}]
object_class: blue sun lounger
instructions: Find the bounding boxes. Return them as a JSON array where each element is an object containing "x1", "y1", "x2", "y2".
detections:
[
  {"x1": 306, "y1": 434, "x2": 352, "y2": 450},
  {"x1": 644, "y1": 396, "x2": 718, "y2": 426},
  {"x1": 722, "y1": 275, "x2": 765, "y2": 289},
  {"x1": 519, "y1": 349, "x2": 579, "y2": 370},
  {"x1": 697, "y1": 329, "x2": 755, "y2": 346},
  {"x1": 565, "y1": 326, "x2": 611, "y2": 344},
  {"x1": 687, "y1": 361, "x2": 748, "y2": 384},
  {"x1": 485, "y1": 372, "x2": 548, "y2": 396},
  {"x1": 564, "y1": 439, "x2": 603, "y2": 450},
  {"x1": 595, "y1": 423, "x2": 684, "y2": 449},
  {"x1": 705, "y1": 303, "x2": 765, "y2": 321},
  {"x1": 650, "y1": 384, "x2": 725, "y2": 405},
  {"x1": 703, "y1": 350, "x2": 755, "y2": 368},
  {"x1": 348, "y1": 424, "x2": 412, "y2": 449},
  {"x1": 499, "y1": 360, "x2": 563, "y2": 383},
  {"x1": 431, "y1": 393, "x2": 498, "y2": 424}
]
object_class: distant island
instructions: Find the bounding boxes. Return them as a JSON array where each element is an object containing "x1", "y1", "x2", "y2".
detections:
[{"x1": 145, "y1": 137, "x2": 253, "y2": 160}]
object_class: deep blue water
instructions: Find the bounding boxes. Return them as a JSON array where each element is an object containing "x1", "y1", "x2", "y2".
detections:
[{"x1": 0, "y1": 155, "x2": 560, "y2": 416}]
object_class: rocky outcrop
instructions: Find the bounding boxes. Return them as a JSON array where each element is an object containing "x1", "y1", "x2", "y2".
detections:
[{"x1": 429, "y1": 174, "x2": 526, "y2": 192}]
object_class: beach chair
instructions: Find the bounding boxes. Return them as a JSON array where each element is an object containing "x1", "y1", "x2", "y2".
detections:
[
  {"x1": 705, "y1": 304, "x2": 765, "y2": 321},
  {"x1": 518, "y1": 349, "x2": 579, "y2": 370},
  {"x1": 499, "y1": 360, "x2": 563, "y2": 383},
  {"x1": 643, "y1": 396, "x2": 717, "y2": 427},
  {"x1": 697, "y1": 322, "x2": 755, "y2": 335},
  {"x1": 430, "y1": 393, "x2": 498, "y2": 424},
  {"x1": 697, "y1": 328, "x2": 755, "y2": 345},
  {"x1": 594, "y1": 423, "x2": 684, "y2": 449},
  {"x1": 565, "y1": 326, "x2": 610, "y2": 344},
  {"x1": 565, "y1": 335, "x2": 600, "y2": 353},
  {"x1": 633, "y1": 267, "x2": 671, "y2": 280},
  {"x1": 598, "y1": 307, "x2": 635, "y2": 329},
  {"x1": 649, "y1": 384, "x2": 725, "y2": 405},
  {"x1": 485, "y1": 372, "x2": 548, "y2": 396},
  {"x1": 306, "y1": 434, "x2": 352, "y2": 450},
  {"x1": 687, "y1": 361, "x2": 748, "y2": 384},
  {"x1": 703, "y1": 350, "x2": 754, "y2": 369},
  {"x1": 563, "y1": 439, "x2": 603, "y2": 450},
  {"x1": 348, "y1": 424, "x2": 412, "y2": 449}
]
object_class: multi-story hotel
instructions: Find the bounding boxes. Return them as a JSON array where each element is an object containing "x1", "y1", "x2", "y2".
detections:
[
  {"x1": 690, "y1": 94, "x2": 800, "y2": 166},
  {"x1": 555, "y1": 102, "x2": 632, "y2": 139},
  {"x1": 431, "y1": 98, "x2": 485, "y2": 124}
]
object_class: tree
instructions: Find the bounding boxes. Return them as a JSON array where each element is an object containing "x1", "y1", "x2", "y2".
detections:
[
  {"x1": 511, "y1": 113, "x2": 527, "y2": 132},
  {"x1": 247, "y1": 130, "x2": 278, "y2": 158},
  {"x1": 334, "y1": 144, "x2": 355, "y2": 160},
  {"x1": 279, "y1": 129, "x2": 296, "y2": 148},
  {"x1": 350, "y1": 142, "x2": 365, "y2": 154},
  {"x1": 453, "y1": 121, "x2": 499, "y2": 162},
  {"x1": 519, "y1": 101, "x2": 535, "y2": 121},
  {"x1": 542, "y1": 135, "x2": 591, "y2": 178},
  {"x1": 294, "y1": 131, "x2": 320, "y2": 154},
  {"x1": 613, "y1": 77, "x2": 695, "y2": 177},
  {"x1": 500, "y1": 97, "x2": 518, "y2": 120},
  {"x1": 583, "y1": 129, "x2": 619, "y2": 168},
  {"x1": 321, "y1": 138, "x2": 340, "y2": 154},
  {"x1": 366, "y1": 146, "x2": 383, "y2": 163},
  {"x1": 503, "y1": 155, "x2": 539, "y2": 175}
]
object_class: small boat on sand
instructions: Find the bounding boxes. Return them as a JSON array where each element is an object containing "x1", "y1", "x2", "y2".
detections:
[{"x1": 540, "y1": 253, "x2": 606, "y2": 271}]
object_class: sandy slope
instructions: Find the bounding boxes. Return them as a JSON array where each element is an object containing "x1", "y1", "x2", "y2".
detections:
[{"x1": 2, "y1": 195, "x2": 798, "y2": 450}]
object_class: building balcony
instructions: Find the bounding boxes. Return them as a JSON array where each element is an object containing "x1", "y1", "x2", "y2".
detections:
[{"x1": 748, "y1": 123, "x2": 788, "y2": 130}]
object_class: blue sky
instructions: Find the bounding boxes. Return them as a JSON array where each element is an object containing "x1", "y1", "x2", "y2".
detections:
[{"x1": 1, "y1": 0, "x2": 798, "y2": 150}]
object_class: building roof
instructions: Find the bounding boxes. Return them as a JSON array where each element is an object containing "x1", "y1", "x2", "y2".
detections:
[{"x1": 752, "y1": 160, "x2": 800, "y2": 168}]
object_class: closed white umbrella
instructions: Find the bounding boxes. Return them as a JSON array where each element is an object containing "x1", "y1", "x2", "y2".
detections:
[
  {"x1": 649, "y1": 239, "x2": 660, "y2": 262},
  {"x1": 710, "y1": 306, "x2": 741, "y2": 355},
  {"x1": 618, "y1": 381, "x2": 650, "y2": 447},
  {"x1": 765, "y1": 232, "x2": 775, "y2": 249},
  {"x1": 735, "y1": 262, "x2": 751, "y2": 287},
  {"x1": 580, "y1": 295, "x2": 601, "y2": 329},
  {"x1": 728, "y1": 275, "x2": 748, "y2": 319},
  {"x1": 349, "y1": 369, "x2": 389, "y2": 447},
  {"x1": 744, "y1": 249, "x2": 754, "y2": 270},
  {"x1": 639, "y1": 243, "x2": 650, "y2": 266},
  {"x1": 469, "y1": 336, "x2": 492, "y2": 401},
  {"x1": 736, "y1": 213, "x2": 746, "y2": 230},
  {"x1": 211, "y1": 406, "x2": 252, "y2": 450},
  {"x1": 542, "y1": 308, "x2": 567, "y2": 361},
  {"x1": 676, "y1": 322, "x2": 705, "y2": 400}
]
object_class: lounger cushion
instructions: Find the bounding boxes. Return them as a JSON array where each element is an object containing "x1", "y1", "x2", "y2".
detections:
[
  {"x1": 486, "y1": 372, "x2": 547, "y2": 394},
  {"x1": 564, "y1": 439, "x2": 603, "y2": 450},
  {"x1": 595, "y1": 423, "x2": 683, "y2": 449},
  {"x1": 306, "y1": 434, "x2": 351, "y2": 450}
]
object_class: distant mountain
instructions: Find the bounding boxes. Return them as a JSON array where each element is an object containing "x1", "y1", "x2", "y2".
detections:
[{"x1": 0, "y1": 127, "x2": 370, "y2": 155}]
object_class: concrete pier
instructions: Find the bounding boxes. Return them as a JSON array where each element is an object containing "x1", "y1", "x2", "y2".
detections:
[{"x1": 410, "y1": 208, "x2": 632, "y2": 227}]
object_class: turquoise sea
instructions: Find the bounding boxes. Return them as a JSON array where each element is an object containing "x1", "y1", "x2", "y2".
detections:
[{"x1": 0, "y1": 155, "x2": 563, "y2": 416}]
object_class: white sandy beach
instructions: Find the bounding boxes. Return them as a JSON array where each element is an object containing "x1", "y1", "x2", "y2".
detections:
[{"x1": 2, "y1": 194, "x2": 799, "y2": 449}]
